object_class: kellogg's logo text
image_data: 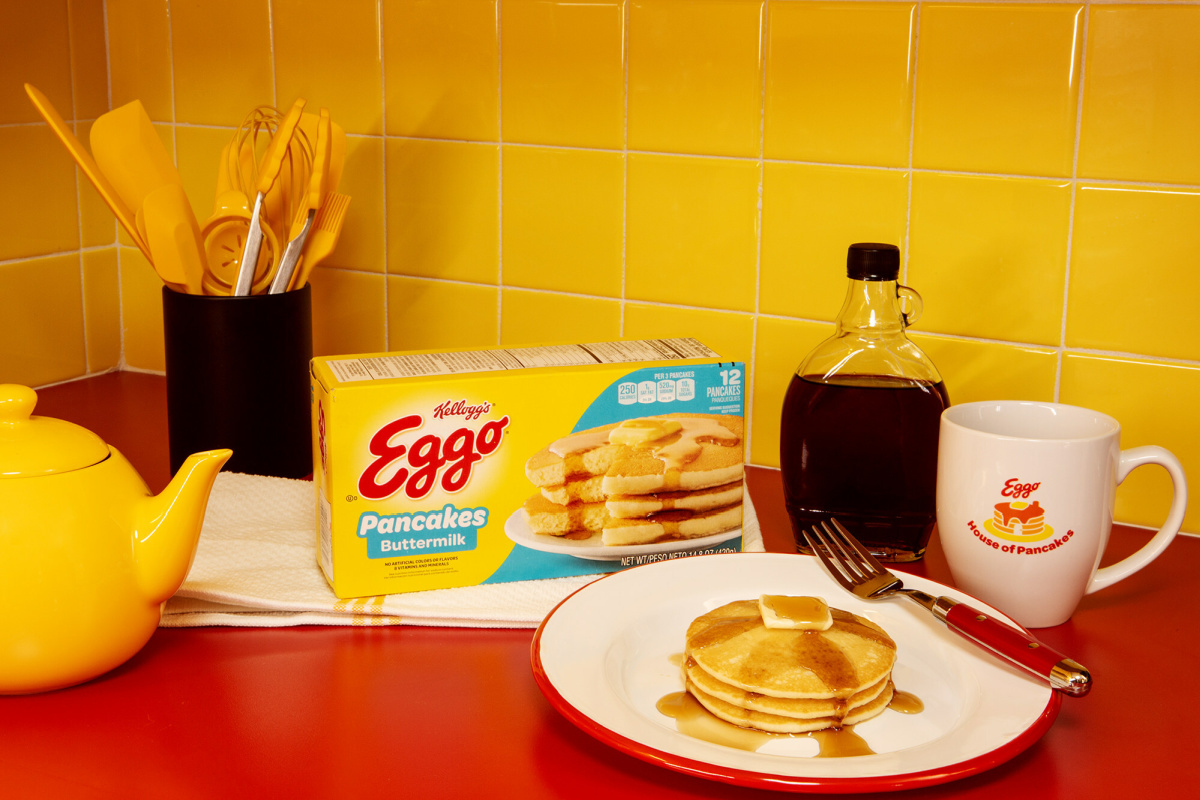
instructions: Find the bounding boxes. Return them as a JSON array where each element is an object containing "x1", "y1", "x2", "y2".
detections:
[
  {"x1": 358, "y1": 410, "x2": 510, "y2": 501},
  {"x1": 433, "y1": 398, "x2": 493, "y2": 421}
]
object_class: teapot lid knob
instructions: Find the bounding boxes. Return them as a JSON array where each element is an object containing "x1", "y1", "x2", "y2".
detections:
[{"x1": 0, "y1": 384, "x2": 110, "y2": 478}]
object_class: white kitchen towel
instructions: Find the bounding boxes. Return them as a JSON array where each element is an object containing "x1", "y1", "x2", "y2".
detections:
[{"x1": 161, "y1": 472, "x2": 764, "y2": 629}]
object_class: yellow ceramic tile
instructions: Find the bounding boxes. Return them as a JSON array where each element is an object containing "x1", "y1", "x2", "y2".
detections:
[
  {"x1": 0, "y1": 254, "x2": 85, "y2": 386},
  {"x1": 624, "y1": 303, "x2": 755, "y2": 369},
  {"x1": 500, "y1": 289, "x2": 621, "y2": 346},
  {"x1": 118, "y1": 245, "x2": 165, "y2": 372},
  {"x1": 750, "y1": 315, "x2": 834, "y2": 467},
  {"x1": 317, "y1": 135, "x2": 385, "y2": 272},
  {"x1": 82, "y1": 247, "x2": 121, "y2": 372},
  {"x1": 1, "y1": 3, "x2": 71, "y2": 124},
  {"x1": 913, "y1": 3, "x2": 1082, "y2": 176},
  {"x1": 383, "y1": 0, "x2": 499, "y2": 141},
  {"x1": 908, "y1": 335, "x2": 1057, "y2": 405},
  {"x1": 387, "y1": 277, "x2": 499, "y2": 351},
  {"x1": 1079, "y1": 5, "x2": 1200, "y2": 185},
  {"x1": 68, "y1": 0, "x2": 109, "y2": 121},
  {"x1": 628, "y1": 0, "x2": 764, "y2": 157},
  {"x1": 626, "y1": 153, "x2": 758, "y2": 312},
  {"x1": 106, "y1": 0, "x2": 173, "y2": 121},
  {"x1": 386, "y1": 138, "x2": 499, "y2": 282},
  {"x1": 1068, "y1": 184, "x2": 1200, "y2": 362},
  {"x1": 171, "y1": 0, "x2": 273, "y2": 125},
  {"x1": 310, "y1": 268, "x2": 387, "y2": 357},
  {"x1": 502, "y1": 145, "x2": 623, "y2": 297},
  {"x1": 174, "y1": 125, "x2": 234, "y2": 226},
  {"x1": 75, "y1": 120, "x2": 118, "y2": 248},
  {"x1": 501, "y1": 0, "x2": 625, "y2": 149},
  {"x1": 0, "y1": 126, "x2": 79, "y2": 261},
  {"x1": 908, "y1": 172, "x2": 1071, "y2": 345},
  {"x1": 765, "y1": 2, "x2": 914, "y2": 167},
  {"x1": 1061, "y1": 354, "x2": 1200, "y2": 535},
  {"x1": 760, "y1": 163, "x2": 908, "y2": 320},
  {"x1": 274, "y1": 0, "x2": 383, "y2": 136}
]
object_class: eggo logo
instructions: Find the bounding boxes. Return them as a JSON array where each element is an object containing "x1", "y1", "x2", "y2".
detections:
[{"x1": 357, "y1": 413, "x2": 511, "y2": 501}]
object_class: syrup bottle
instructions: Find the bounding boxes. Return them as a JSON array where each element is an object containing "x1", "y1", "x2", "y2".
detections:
[{"x1": 780, "y1": 243, "x2": 948, "y2": 562}]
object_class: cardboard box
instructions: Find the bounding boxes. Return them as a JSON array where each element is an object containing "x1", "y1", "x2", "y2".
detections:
[{"x1": 311, "y1": 338, "x2": 747, "y2": 599}]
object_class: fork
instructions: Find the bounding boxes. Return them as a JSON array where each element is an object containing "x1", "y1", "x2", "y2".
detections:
[{"x1": 805, "y1": 519, "x2": 1092, "y2": 697}]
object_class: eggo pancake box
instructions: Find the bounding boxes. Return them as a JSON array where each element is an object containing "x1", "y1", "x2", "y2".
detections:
[{"x1": 311, "y1": 338, "x2": 748, "y2": 599}]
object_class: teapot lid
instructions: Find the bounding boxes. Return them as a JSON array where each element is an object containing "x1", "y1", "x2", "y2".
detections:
[{"x1": 0, "y1": 384, "x2": 110, "y2": 477}]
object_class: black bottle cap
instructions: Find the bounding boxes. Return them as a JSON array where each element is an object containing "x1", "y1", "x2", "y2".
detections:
[{"x1": 846, "y1": 243, "x2": 900, "y2": 281}]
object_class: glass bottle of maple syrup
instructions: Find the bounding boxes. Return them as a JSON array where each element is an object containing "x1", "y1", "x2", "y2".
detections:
[{"x1": 780, "y1": 243, "x2": 948, "y2": 562}]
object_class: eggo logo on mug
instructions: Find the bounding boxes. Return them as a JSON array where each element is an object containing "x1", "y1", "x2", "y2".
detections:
[{"x1": 1001, "y1": 478, "x2": 1040, "y2": 499}]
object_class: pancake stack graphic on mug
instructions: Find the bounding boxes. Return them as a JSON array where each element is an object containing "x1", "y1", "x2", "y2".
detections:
[
  {"x1": 522, "y1": 413, "x2": 745, "y2": 546},
  {"x1": 987, "y1": 500, "x2": 1053, "y2": 540}
]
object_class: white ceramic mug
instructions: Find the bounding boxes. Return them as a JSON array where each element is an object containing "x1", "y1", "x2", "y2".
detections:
[{"x1": 936, "y1": 401, "x2": 1188, "y2": 628}]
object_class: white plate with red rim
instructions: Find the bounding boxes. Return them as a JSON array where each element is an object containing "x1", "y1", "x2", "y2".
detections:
[
  {"x1": 504, "y1": 509, "x2": 742, "y2": 561},
  {"x1": 531, "y1": 552, "x2": 1060, "y2": 793}
]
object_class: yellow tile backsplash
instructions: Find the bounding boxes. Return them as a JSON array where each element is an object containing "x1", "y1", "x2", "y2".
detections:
[
  {"x1": 765, "y1": 1, "x2": 915, "y2": 168},
  {"x1": 501, "y1": 0, "x2": 626, "y2": 150},
  {"x1": 626, "y1": 152, "x2": 759, "y2": 311},
  {"x1": 3, "y1": 0, "x2": 1198, "y2": 534},
  {"x1": 908, "y1": 172, "x2": 1072, "y2": 345},
  {"x1": 1079, "y1": 5, "x2": 1200, "y2": 185},
  {"x1": 913, "y1": 3, "x2": 1082, "y2": 177},
  {"x1": 501, "y1": 145, "x2": 624, "y2": 297}
]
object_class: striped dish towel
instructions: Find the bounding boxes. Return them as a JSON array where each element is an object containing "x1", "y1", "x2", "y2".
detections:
[{"x1": 161, "y1": 472, "x2": 764, "y2": 629}]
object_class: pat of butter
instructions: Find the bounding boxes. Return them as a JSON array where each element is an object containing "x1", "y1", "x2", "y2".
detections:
[
  {"x1": 758, "y1": 595, "x2": 833, "y2": 631},
  {"x1": 609, "y1": 418, "x2": 681, "y2": 446}
]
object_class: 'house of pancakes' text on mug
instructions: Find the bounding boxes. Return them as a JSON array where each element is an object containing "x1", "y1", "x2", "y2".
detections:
[{"x1": 936, "y1": 401, "x2": 1188, "y2": 629}]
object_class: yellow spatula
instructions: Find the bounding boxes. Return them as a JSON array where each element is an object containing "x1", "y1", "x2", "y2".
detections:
[
  {"x1": 270, "y1": 108, "x2": 331, "y2": 294},
  {"x1": 89, "y1": 98, "x2": 184, "y2": 216},
  {"x1": 288, "y1": 191, "x2": 350, "y2": 292},
  {"x1": 141, "y1": 184, "x2": 207, "y2": 295},
  {"x1": 234, "y1": 97, "x2": 306, "y2": 295},
  {"x1": 23, "y1": 83, "x2": 153, "y2": 261}
]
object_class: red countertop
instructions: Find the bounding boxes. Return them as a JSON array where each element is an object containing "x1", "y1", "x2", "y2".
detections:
[{"x1": 5, "y1": 371, "x2": 1194, "y2": 799}]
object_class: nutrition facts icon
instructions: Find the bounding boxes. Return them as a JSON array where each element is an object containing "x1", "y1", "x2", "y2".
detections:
[{"x1": 618, "y1": 378, "x2": 696, "y2": 405}]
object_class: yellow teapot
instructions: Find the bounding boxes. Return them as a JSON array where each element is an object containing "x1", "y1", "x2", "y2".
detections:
[{"x1": 0, "y1": 384, "x2": 231, "y2": 693}]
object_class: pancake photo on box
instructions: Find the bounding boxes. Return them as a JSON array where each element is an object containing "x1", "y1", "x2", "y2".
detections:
[{"x1": 506, "y1": 413, "x2": 746, "y2": 559}]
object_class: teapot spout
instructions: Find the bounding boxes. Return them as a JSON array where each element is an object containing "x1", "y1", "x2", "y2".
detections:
[{"x1": 133, "y1": 448, "x2": 232, "y2": 604}]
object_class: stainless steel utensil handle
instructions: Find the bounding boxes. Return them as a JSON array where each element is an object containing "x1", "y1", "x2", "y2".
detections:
[
  {"x1": 932, "y1": 597, "x2": 1092, "y2": 697},
  {"x1": 269, "y1": 211, "x2": 314, "y2": 294},
  {"x1": 234, "y1": 192, "x2": 266, "y2": 296}
]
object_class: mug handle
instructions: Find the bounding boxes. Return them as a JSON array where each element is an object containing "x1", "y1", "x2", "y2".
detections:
[{"x1": 1088, "y1": 446, "x2": 1188, "y2": 594}]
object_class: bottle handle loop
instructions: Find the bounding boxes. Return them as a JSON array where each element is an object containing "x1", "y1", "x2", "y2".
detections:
[{"x1": 897, "y1": 284, "x2": 923, "y2": 328}]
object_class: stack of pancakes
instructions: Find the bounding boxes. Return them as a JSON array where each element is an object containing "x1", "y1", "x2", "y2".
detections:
[
  {"x1": 522, "y1": 413, "x2": 745, "y2": 546},
  {"x1": 681, "y1": 598, "x2": 897, "y2": 733}
]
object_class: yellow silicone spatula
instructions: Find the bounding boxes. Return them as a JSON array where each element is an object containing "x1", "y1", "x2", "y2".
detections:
[
  {"x1": 298, "y1": 110, "x2": 346, "y2": 193},
  {"x1": 270, "y1": 108, "x2": 331, "y2": 294},
  {"x1": 141, "y1": 184, "x2": 207, "y2": 295},
  {"x1": 89, "y1": 98, "x2": 184, "y2": 216},
  {"x1": 23, "y1": 83, "x2": 153, "y2": 261},
  {"x1": 234, "y1": 97, "x2": 306, "y2": 295},
  {"x1": 289, "y1": 191, "x2": 350, "y2": 291}
]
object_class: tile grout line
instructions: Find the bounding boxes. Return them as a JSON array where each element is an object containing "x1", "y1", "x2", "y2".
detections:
[
  {"x1": 748, "y1": 0, "x2": 770, "y2": 464},
  {"x1": 65, "y1": 0, "x2": 91, "y2": 376},
  {"x1": 903, "y1": 2, "x2": 920, "y2": 285},
  {"x1": 377, "y1": 0, "x2": 389, "y2": 350},
  {"x1": 496, "y1": 0, "x2": 505, "y2": 346},
  {"x1": 619, "y1": 0, "x2": 630, "y2": 339},
  {"x1": 1058, "y1": 4, "x2": 1091, "y2": 404}
]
